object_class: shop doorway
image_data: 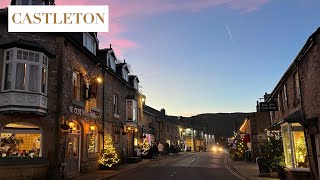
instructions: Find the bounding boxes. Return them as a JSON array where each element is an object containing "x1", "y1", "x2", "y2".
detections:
[{"x1": 65, "y1": 121, "x2": 81, "y2": 177}]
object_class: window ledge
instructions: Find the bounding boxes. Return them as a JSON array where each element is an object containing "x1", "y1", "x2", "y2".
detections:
[
  {"x1": 0, "y1": 157, "x2": 48, "y2": 165},
  {"x1": 87, "y1": 153, "x2": 98, "y2": 159},
  {"x1": 285, "y1": 167, "x2": 310, "y2": 172},
  {"x1": 72, "y1": 100, "x2": 84, "y2": 107},
  {"x1": 114, "y1": 114, "x2": 120, "y2": 118},
  {"x1": 91, "y1": 107, "x2": 101, "y2": 113}
]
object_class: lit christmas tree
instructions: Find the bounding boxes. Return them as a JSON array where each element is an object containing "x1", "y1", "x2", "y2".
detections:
[
  {"x1": 141, "y1": 139, "x2": 150, "y2": 157},
  {"x1": 99, "y1": 134, "x2": 120, "y2": 167}
]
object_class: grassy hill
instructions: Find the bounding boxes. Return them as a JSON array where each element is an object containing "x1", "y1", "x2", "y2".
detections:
[{"x1": 179, "y1": 113, "x2": 252, "y2": 137}]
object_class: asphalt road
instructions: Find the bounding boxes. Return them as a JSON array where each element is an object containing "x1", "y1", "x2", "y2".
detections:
[{"x1": 108, "y1": 152, "x2": 243, "y2": 180}]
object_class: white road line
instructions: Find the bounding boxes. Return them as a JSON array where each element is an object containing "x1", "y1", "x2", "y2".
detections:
[
  {"x1": 184, "y1": 153, "x2": 206, "y2": 168},
  {"x1": 224, "y1": 155, "x2": 247, "y2": 180}
]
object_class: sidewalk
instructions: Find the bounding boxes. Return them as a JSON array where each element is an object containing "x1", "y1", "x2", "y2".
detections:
[
  {"x1": 72, "y1": 153, "x2": 183, "y2": 180},
  {"x1": 228, "y1": 160, "x2": 279, "y2": 180}
]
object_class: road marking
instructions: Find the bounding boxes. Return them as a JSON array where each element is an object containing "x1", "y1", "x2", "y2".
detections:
[
  {"x1": 184, "y1": 153, "x2": 206, "y2": 168},
  {"x1": 224, "y1": 155, "x2": 247, "y2": 180}
]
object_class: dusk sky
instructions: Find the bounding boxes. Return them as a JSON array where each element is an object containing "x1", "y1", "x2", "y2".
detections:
[{"x1": 1, "y1": 0, "x2": 319, "y2": 117}]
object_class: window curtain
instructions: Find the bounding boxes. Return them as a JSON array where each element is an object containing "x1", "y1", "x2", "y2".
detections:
[
  {"x1": 15, "y1": 63, "x2": 26, "y2": 90},
  {"x1": 29, "y1": 65, "x2": 39, "y2": 92},
  {"x1": 4, "y1": 63, "x2": 13, "y2": 90}
]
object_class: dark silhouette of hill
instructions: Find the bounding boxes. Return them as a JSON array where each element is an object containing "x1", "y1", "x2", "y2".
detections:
[{"x1": 179, "y1": 113, "x2": 252, "y2": 137}]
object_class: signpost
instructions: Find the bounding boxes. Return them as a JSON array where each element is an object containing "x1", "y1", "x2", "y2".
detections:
[{"x1": 259, "y1": 101, "x2": 278, "y2": 112}]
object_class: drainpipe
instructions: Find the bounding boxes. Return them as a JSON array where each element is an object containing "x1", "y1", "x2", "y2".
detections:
[{"x1": 102, "y1": 70, "x2": 105, "y2": 150}]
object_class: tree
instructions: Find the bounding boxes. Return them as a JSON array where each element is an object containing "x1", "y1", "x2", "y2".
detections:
[
  {"x1": 99, "y1": 134, "x2": 120, "y2": 167},
  {"x1": 260, "y1": 135, "x2": 285, "y2": 171}
]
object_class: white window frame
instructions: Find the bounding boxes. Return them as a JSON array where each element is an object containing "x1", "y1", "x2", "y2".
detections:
[
  {"x1": 72, "y1": 71, "x2": 81, "y2": 101},
  {"x1": 281, "y1": 122, "x2": 309, "y2": 169},
  {"x1": 113, "y1": 94, "x2": 118, "y2": 115},
  {"x1": 83, "y1": 33, "x2": 96, "y2": 55},
  {"x1": 126, "y1": 99, "x2": 137, "y2": 122},
  {"x1": 123, "y1": 68, "x2": 128, "y2": 81},
  {"x1": 107, "y1": 55, "x2": 116, "y2": 71},
  {"x1": 16, "y1": 0, "x2": 45, "y2": 5},
  {"x1": 1, "y1": 48, "x2": 48, "y2": 95}
]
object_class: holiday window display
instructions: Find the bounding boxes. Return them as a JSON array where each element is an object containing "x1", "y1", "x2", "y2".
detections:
[{"x1": 0, "y1": 133, "x2": 41, "y2": 158}]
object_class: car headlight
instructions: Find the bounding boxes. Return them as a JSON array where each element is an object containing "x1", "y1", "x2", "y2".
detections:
[
  {"x1": 212, "y1": 147, "x2": 217, "y2": 151},
  {"x1": 218, "y1": 148, "x2": 223, "y2": 151}
]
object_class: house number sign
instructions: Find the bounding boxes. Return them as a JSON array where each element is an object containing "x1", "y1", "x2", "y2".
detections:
[{"x1": 69, "y1": 106, "x2": 98, "y2": 119}]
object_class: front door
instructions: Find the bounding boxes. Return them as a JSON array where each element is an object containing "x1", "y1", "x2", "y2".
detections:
[
  {"x1": 66, "y1": 133, "x2": 80, "y2": 176},
  {"x1": 128, "y1": 132, "x2": 134, "y2": 157}
]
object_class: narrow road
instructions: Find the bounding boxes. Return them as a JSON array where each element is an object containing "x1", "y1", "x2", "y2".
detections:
[{"x1": 107, "y1": 152, "x2": 243, "y2": 180}]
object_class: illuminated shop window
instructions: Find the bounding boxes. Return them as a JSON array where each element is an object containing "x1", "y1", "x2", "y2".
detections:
[
  {"x1": 281, "y1": 123, "x2": 309, "y2": 168},
  {"x1": 0, "y1": 122, "x2": 42, "y2": 158}
]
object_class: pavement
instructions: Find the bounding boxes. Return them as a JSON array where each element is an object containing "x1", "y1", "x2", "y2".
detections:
[
  {"x1": 72, "y1": 153, "x2": 183, "y2": 180},
  {"x1": 225, "y1": 156, "x2": 280, "y2": 180}
]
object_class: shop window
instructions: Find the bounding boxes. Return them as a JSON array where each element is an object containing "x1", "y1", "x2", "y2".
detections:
[
  {"x1": 2, "y1": 48, "x2": 48, "y2": 94},
  {"x1": 281, "y1": 123, "x2": 309, "y2": 168},
  {"x1": 88, "y1": 134, "x2": 98, "y2": 153},
  {"x1": 0, "y1": 122, "x2": 42, "y2": 158}
]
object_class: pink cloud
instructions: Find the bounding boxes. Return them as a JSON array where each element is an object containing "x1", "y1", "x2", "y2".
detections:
[
  {"x1": 0, "y1": 0, "x2": 271, "y2": 57},
  {"x1": 0, "y1": 0, "x2": 10, "y2": 8}
]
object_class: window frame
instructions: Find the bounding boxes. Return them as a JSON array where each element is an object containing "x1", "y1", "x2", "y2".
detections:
[
  {"x1": 83, "y1": 33, "x2": 96, "y2": 55},
  {"x1": 72, "y1": 71, "x2": 81, "y2": 101},
  {"x1": 1, "y1": 48, "x2": 48, "y2": 95},
  {"x1": 0, "y1": 123, "x2": 43, "y2": 158},
  {"x1": 113, "y1": 94, "x2": 119, "y2": 115},
  {"x1": 281, "y1": 122, "x2": 309, "y2": 169},
  {"x1": 126, "y1": 99, "x2": 137, "y2": 122}
]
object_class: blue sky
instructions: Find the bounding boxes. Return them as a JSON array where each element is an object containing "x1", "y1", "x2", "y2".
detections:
[{"x1": 1, "y1": 0, "x2": 319, "y2": 116}]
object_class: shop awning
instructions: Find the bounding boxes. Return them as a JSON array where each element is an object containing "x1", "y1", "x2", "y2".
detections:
[{"x1": 265, "y1": 109, "x2": 302, "y2": 131}]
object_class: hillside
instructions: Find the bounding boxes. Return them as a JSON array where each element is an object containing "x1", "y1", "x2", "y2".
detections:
[{"x1": 179, "y1": 113, "x2": 252, "y2": 137}]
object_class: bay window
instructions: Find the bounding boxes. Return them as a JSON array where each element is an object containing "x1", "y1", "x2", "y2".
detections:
[
  {"x1": 126, "y1": 99, "x2": 137, "y2": 122},
  {"x1": 281, "y1": 123, "x2": 309, "y2": 169},
  {"x1": 1, "y1": 48, "x2": 48, "y2": 95}
]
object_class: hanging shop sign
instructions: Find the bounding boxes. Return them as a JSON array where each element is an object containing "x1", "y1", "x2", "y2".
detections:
[
  {"x1": 68, "y1": 106, "x2": 100, "y2": 119},
  {"x1": 259, "y1": 101, "x2": 278, "y2": 112}
]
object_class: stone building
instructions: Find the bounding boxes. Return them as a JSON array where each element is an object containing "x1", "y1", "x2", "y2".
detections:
[
  {"x1": 142, "y1": 106, "x2": 180, "y2": 150},
  {"x1": 0, "y1": 1, "x2": 145, "y2": 179},
  {"x1": 97, "y1": 47, "x2": 145, "y2": 161},
  {"x1": 239, "y1": 112, "x2": 271, "y2": 161},
  {"x1": 265, "y1": 27, "x2": 320, "y2": 180}
]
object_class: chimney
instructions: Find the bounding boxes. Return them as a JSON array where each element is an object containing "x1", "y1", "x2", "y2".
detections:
[
  {"x1": 160, "y1": 108, "x2": 166, "y2": 116},
  {"x1": 263, "y1": 92, "x2": 269, "y2": 102}
]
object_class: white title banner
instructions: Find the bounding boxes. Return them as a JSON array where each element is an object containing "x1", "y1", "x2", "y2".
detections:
[{"x1": 8, "y1": 5, "x2": 109, "y2": 32}]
